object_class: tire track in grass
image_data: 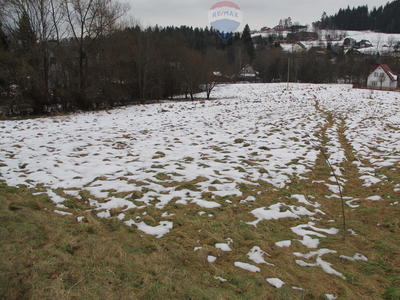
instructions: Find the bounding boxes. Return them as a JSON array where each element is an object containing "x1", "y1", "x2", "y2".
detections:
[
  {"x1": 339, "y1": 115, "x2": 400, "y2": 299},
  {"x1": 278, "y1": 101, "x2": 373, "y2": 297},
  {"x1": 242, "y1": 102, "x2": 349, "y2": 297},
  {"x1": 310, "y1": 100, "x2": 400, "y2": 298}
]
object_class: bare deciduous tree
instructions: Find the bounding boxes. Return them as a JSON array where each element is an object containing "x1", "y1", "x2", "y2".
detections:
[
  {"x1": 62, "y1": 0, "x2": 129, "y2": 109},
  {"x1": 378, "y1": 72, "x2": 386, "y2": 89}
]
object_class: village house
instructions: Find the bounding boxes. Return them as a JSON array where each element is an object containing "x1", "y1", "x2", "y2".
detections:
[
  {"x1": 238, "y1": 65, "x2": 259, "y2": 81},
  {"x1": 343, "y1": 37, "x2": 356, "y2": 48},
  {"x1": 292, "y1": 42, "x2": 306, "y2": 53},
  {"x1": 354, "y1": 39, "x2": 373, "y2": 49},
  {"x1": 366, "y1": 64, "x2": 398, "y2": 90},
  {"x1": 273, "y1": 25, "x2": 286, "y2": 31},
  {"x1": 260, "y1": 26, "x2": 271, "y2": 32}
]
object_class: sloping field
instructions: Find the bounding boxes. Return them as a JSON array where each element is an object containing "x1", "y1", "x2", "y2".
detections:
[{"x1": 1, "y1": 83, "x2": 400, "y2": 299}]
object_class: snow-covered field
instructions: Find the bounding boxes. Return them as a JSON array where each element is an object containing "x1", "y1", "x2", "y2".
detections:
[{"x1": 1, "y1": 83, "x2": 400, "y2": 296}]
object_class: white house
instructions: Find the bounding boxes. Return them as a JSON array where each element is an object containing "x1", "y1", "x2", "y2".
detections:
[
  {"x1": 366, "y1": 64, "x2": 398, "y2": 90},
  {"x1": 292, "y1": 42, "x2": 306, "y2": 53}
]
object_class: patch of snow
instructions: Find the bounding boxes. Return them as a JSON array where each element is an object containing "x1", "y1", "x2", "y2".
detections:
[
  {"x1": 54, "y1": 210, "x2": 72, "y2": 216},
  {"x1": 214, "y1": 276, "x2": 227, "y2": 282},
  {"x1": 215, "y1": 243, "x2": 232, "y2": 252},
  {"x1": 366, "y1": 195, "x2": 382, "y2": 201},
  {"x1": 266, "y1": 278, "x2": 285, "y2": 288},
  {"x1": 247, "y1": 202, "x2": 315, "y2": 227},
  {"x1": 125, "y1": 220, "x2": 173, "y2": 238},
  {"x1": 234, "y1": 262, "x2": 260, "y2": 272},
  {"x1": 340, "y1": 253, "x2": 368, "y2": 262},
  {"x1": 192, "y1": 199, "x2": 221, "y2": 208},
  {"x1": 247, "y1": 246, "x2": 274, "y2": 265},
  {"x1": 291, "y1": 194, "x2": 321, "y2": 207},
  {"x1": 296, "y1": 257, "x2": 346, "y2": 280},
  {"x1": 240, "y1": 196, "x2": 256, "y2": 203},
  {"x1": 275, "y1": 240, "x2": 291, "y2": 248},
  {"x1": 348, "y1": 229, "x2": 357, "y2": 236},
  {"x1": 97, "y1": 210, "x2": 111, "y2": 218},
  {"x1": 208, "y1": 256, "x2": 217, "y2": 263},
  {"x1": 346, "y1": 199, "x2": 360, "y2": 208}
]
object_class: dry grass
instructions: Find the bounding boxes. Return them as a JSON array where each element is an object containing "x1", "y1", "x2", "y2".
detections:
[
  {"x1": 1, "y1": 161, "x2": 400, "y2": 300},
  {"x1": 1, "y1": 106, "x2": 400, "y2": 299}
]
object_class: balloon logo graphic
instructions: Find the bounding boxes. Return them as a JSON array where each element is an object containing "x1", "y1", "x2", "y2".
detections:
[{"x1": 208, "y1": 1, "x2": 243, "y2": 41}]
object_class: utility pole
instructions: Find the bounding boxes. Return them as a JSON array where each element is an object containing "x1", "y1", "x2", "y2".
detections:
[{"x1": 287, "y1": 57, "x2": 290, "y2": 88}]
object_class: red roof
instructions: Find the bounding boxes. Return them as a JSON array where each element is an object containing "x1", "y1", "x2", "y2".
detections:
[{"x1": 370, "y1": 64, "x2": 398, "y2": 81}]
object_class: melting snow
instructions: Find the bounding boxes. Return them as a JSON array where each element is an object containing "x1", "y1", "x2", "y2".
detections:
[
  {"x1": 207, "y1": 256, "x2": 217, "y2": 263},
  {"x1": 247, "y1": 246, "x2": 274, "y2": 266},
  {"x1": 214, "y1": 276, "x2": 227, "y2": 282},
  {"x1": 0, "y1": 82, "x2": 393, "y2": 291},
  {"x1": 275, "y1": 240, "x2": 292, "y2": 248},
  {"x1": 234, "y1": 262, "x2": 260, "y2": 272},
  {"x1": 266, "y1": 278, "x2": 285, "y2": 288},
  {"x1": 339, "y1": 253, "x2": 368, "y2": 262},
  {"x1": 124, "y1": 220, "x2": 173, "y2": 238}
]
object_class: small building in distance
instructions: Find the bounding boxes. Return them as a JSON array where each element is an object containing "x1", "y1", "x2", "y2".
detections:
[
  {"x1": 238, "y1": 65, "x2": 259, "y2": 82},
  {"x1": 292, "y1": 42, "x2": 306, "y2": 53}
]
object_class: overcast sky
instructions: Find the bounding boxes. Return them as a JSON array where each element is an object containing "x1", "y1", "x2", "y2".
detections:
[{"x1": 126, "y1": 0, "x2": 388, "y2": 31}]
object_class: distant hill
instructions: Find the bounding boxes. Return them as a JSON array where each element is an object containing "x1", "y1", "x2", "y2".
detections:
[{"x1": 315, "y1": 0, "x2": 400, "y2": 33}]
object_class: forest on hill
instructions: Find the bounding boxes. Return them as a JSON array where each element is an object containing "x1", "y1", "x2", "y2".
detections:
[
  {"x1": 316, "y1": 0, "x2": 400, "y2": 33},
  {"x1": 0, "y1": 0, "x2": 399, "y2": 116}
]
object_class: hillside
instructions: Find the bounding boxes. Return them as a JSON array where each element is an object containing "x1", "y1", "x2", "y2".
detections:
[
  {"x1": 1, "y1": 83, "x2": 400, "y2": 299},
  {"x1": 317, "y1": 0, "x2": 400, "y2": 34},
  {"x1": 253, "y1": 29, "x2": 400, "y2": 54}
]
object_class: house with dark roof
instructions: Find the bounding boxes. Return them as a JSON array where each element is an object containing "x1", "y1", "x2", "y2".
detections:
[
  {"x1": 355, "y1": 39, "x2": 373, "y2": 49},
  {"x1": 366, "y1": 64, "x2": 398, "y2": 90},
  {"x1": 238, "y1": 65, "x2": 259, "y2": 81}
]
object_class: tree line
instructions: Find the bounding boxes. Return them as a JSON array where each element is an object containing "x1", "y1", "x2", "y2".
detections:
[
  {"x1": 0, "y1": 0, "x2": 258, "y2": 115},
  {"x1": 316, "y1": 0, "x2": 400, "y2": 33},
  {"x1": 1, "y1": 0, "x2": 399, "y2": 116}
]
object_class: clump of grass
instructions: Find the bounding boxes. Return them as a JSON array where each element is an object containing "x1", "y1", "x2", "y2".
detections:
[
  {"x1": 235, "y1": 166, "x2": 246, "y2": 172},
  {"x1": 242, "y1": 159, "x2": 256, "y2": 166},
  {"x1": 152, "y1": 151, "x2": 166, "y2": 159},
  {"x1": 212, "y1": 146, "x2": 222, "y2": 152},
  {"x1": 151, "y1": 164, "x2": 165, "y2": 169},
  {"x1": 154, "y1": 173, "x2": 171, "y2": 181}
]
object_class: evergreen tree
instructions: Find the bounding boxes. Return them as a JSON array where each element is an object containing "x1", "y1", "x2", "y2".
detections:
[
  {"x1": 318, "y1": 0, "x2": 400, "y2": 33},
  {"x1": 241, "y1": 24, "x2": 254, "y2": 61},
  {"x1": 0, "y1": 23, "x2": 11, "y2": 99},
  {"x1": 16, "y1": 12, "x2": 36, "y2": 54},
  {"x1": 0, "y1": 23, "x2": 9, "y2": 51}
]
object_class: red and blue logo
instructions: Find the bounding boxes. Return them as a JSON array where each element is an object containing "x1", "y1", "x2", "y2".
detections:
[{"x1": 208, "y1": 1, "x2": 243, "y2": 40}]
